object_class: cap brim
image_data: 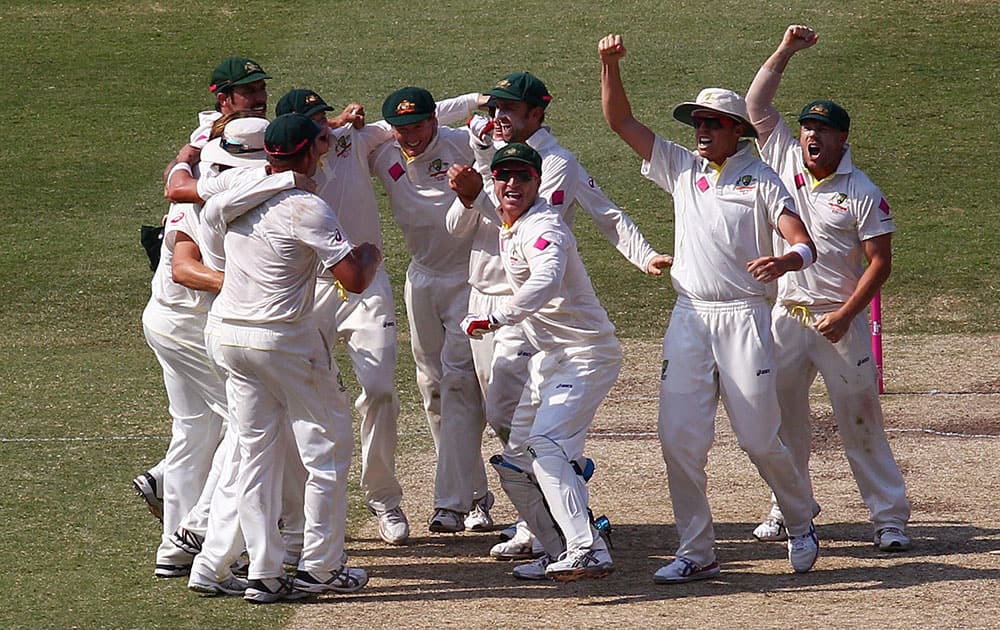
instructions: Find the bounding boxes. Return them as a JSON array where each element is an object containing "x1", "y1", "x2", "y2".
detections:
[
  {"x1": 384, "y1": 111, "x2": 433, "y2": 126},
  {"x1": 672, "y1": 102, "x2": 758, "y2": 138},
  {"x1": 797, "y1": 113, "x2": 848, "y2": 131},
  {"x1": 490, "y1": 155, "x2": 541, "y2": 172},
  {"x1": 201, "y1": 139, "x2": 267, "y2": 168},
  {"x1": 230, "y1": 71, "x2": 271, "y2": 87},
  {"x1": 303, "y1": 104, "x2": 334, "y2": 118}
]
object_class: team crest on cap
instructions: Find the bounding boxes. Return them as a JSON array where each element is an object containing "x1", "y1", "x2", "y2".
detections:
[
  {"x1": 305, "y1": 94, "x2": 320, "y2": 105},
  {"x1": 244, "y1": 61, "x2": 262, "y2": 74},
  {"x1": 496, "y1": 79, "x2": 512, "y2": 89},
  {"x1": 809, "y1": 103, "x2": 830, "y2": 116},
  {"x1": 396, "y1": 100, "x2": 417, "y2": 115}
]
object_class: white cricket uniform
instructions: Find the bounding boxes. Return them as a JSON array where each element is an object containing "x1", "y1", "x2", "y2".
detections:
[
  {"x1": 643, "y1": 136, "x2": 815, "y2": 567},
  {"x1": 493, "y1": 199, "x2": 622, "y2": 557},
  {"x1": 758, "y1": 117, "x2": 909, "y2": 531},
  {"x1": 371, "y1": 123, "x2": 488, "y2": 514},
  {"x1": 308, "y1": 121, "x2": 405, "y2": 513},
  {"x1": 142, "y1": 199, "x2": 227, "y2": 568},
  {"x1": 452, "y1": 126, "x2": 661, "y2": 438},
  {"x1": 215, "y1": 185, "x2": 355, "y2": 581}
]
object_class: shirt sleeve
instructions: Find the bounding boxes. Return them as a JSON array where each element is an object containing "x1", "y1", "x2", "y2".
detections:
[
  {"x1": 435, "y1": 93, "x2": 481, "y2": 126},
  {"x1": 574, "y1": 165, "x2": 659, "y2": 271},
  {"x1": 854, "y1": 177, "x2": 897, "y2": 241},
  {"x1": 757, "y1": 117, "x2": 797, "y2": 175},
  {"x1": 292, "y1": 194, "x2": 355, "y2": 270},
  {"x1": 641, "y1": 135, "x2": 693, "y2": 195}
]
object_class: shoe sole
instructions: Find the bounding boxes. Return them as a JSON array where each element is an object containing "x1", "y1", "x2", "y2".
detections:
[
  {"x1": 753, "y1": 530, "x2": 788, "y2": 542},
  {"x1": 653, "y1": 565, "x2": 721, "y2": 584},
  {"x1": 428, "y1": 524, "x2": 464, "y2": 533},
  {"x1": 466, "y1": 522, "x2": 494, "y2": 532},
  {"x1": 154, "y1": 565, "x2": 192, "y2": 578},
  {"x1": 547, "y1": 566, "x2": 615, "y2": 582},
  {"x1": 244, "y1": 591, "x2": 312, "y2": 604},
  {"x1": 877, "y1": 542, "x2": 911, "y2": 552},
  {"x1": 293, "y1": 578, "x2": 369, "y2": 594},
  {"x1": 492, "y1": 551, "x2": 545, "y2": 561},
  {"x1": 189, "y1": 581, "x2": 245, "y2": 596}
]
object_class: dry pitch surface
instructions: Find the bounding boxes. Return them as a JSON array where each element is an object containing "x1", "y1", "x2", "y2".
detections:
[{"x1": 294, "y1": 334, "x2": 1000, "y2": 629}]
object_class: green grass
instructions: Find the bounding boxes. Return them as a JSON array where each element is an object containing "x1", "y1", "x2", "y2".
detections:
[{"x1": 1, "y1": 0, "x2": 997, "y2": 627}]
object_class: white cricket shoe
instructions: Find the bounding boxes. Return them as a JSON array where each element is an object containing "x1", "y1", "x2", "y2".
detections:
[
  {"x1": 428, "y1": 508, "x2": 465, "y2": 533},
  {"x1": 787, "y1": 524, "x2": 820, "y2": 573},
  {"x1": 464, "y1": 491, "x2": 495, "y2": 532},
  {"x1": 490, "y1": 522, "x2": 543, "y2": 561},
  {"x1": 132, "y1": 471, "x2": 163, "y2": 522},
  {"x1": 753, "y1": 516, "x2": 787, "y2": 541},
  {"x1": 293, "y1": 566, "x2": 368, "y2": 594},
  {"x1": 874, "y1": 527, "x2": 911, "y2": 552},
  {"x1": 189, "y1": 572, "x2": 248, "y2": 596},
  {"x1": 376, "y1": 507, "x2": 410, "y2": 545},
  {"x1": 244, "y1": 576, "x2": 311, "y2": 604},
  {"x1": 545, "y1": 547, "x2": 614, "y2": 582},
  {"x1": 512, "y1": 554, "x2": 553, "y2": 580},
  {"x1": 498, "y1": 522, "x2": 519, "y2": 541},
  {"x1": 653, "y1": 557, "x2": 721, "y2": 584}
]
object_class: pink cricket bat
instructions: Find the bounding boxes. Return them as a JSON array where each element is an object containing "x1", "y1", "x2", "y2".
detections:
[{"x1": 871, "y1": 291, "x2": 884, "y2": 394}]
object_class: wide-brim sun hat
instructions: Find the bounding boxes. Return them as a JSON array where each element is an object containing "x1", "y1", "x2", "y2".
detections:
[
  {"x1": 201, "y1": 117, "x2": 269, "y2": 168},
  {"x1": 672, "y1": 88, "x2": 758, "y2": 138}
]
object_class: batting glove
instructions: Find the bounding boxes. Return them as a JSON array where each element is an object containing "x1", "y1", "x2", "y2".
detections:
[
  {"x1": 461, "y1": 313, "x2": 501, "y2": 338},
  {"x1": 466, "y1": 115, "x2": 495, "y2": 145}
]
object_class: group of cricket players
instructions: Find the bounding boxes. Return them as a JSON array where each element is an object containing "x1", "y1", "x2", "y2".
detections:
[{"x1": 134, "y1": 24, "x2": 911, "y2": 603}]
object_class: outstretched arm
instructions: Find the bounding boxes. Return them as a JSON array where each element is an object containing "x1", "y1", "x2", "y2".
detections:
[
  {"x1": 747, "y1": 25, "x2": 819, "y2": 144},
  {"x1": 598, "y1": 34, "x2": 655, "y2": 161}
]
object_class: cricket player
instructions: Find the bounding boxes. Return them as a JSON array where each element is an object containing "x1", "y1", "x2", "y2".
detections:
[
  {"x1": 599, "y1": 33, "x2": 821, "y2": 582},
  {"x1": 134, "y1": 55, "x2": 271, "y2": 521},
  {"x1": 447, "y1": 71, "x2": 672, "y2": 558},
  {"x1": 370, "y1": 86, "x2": 490, "y2": 534},
  {"x1": 456, "y1": 143, "x2": 621, "y2": 581},
  {"x1": 746, "y1": 24, "x2": 911, "y2": 551},
  {"x1": 216, "y1": 114, "x2": 381, "y2": 603}
]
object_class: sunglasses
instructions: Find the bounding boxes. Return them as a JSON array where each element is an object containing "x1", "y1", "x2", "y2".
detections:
[
  {"x1": 492, "y1": 168, "x2": 537, "y2": 183},
  {"x1": 691, "y1": 115, "x2": 735, "y2": 130}
]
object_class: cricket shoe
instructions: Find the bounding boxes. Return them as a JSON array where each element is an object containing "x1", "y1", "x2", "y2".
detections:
[
  {"x1": 512, "y1": 554, "x2": 553, "y2": 580},
  {"x1": 169, "y1": 527, "x2": 204, "y2": 555},
  {"x1": 188, "y1": 571, "x2": 248, "y2": 597},
  {"x1": 154, "y1": 563, "x2": 192, "y2": 578},
  {"x1": 132, "y1": 471, "x2": 163, "y2": 523},
  {"x1": 874, "y1": 527, "x2": 911, "y2": 552},
  {"x1": 753, "y1": 516, "x2": 787, "y2": 542},
  {"x1": 490, "y1": 522, "x2": 543, "y2": 561},
  {"x1": 788, "y1": 524, "x2": 820, "y2": 573},
  {"x1": 428, "y1": 508, "x2": 465, "y2": 533},
  {"x1": 244, "y1": 576, "x2": 312, "y2": 604},
  {"x1": 498, "y1": 522, "x2": 519, "y2": 542},
  {"x1": 293, "y1": 566, "x2": 368, "y2": 594},
  {"x1": 545, "y1": 547, "x2": 614, "y2": 582},
  {"x1": 653, "y1": 557, "x2": 721, "y2": 584},
  {"x1": 374, "y1": 506, "x2": 410, "y2": 545},
  {"x1": 464, "y1": 491, "x2": 495, "y2": 532}
]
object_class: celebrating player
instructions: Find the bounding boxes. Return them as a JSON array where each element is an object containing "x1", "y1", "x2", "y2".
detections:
[
  {"x1": 745, "y1": 24, "x2": 911, "y2": 551},
  {"x1": 599, "y1": 33, "x2": 821, "y2": 582}
]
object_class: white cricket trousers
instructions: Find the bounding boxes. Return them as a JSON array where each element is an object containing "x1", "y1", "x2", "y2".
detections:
[
  {"x1": 504, "y1": 341, "x2": 622, "y2": 555},
  {"x1": 770, "y1": 304, "x2": 910, "y2": 530},
  {"x1": 190, "y1": 314, "x2": 306, "y2": 583},
  {"x1": 658, "y1": 296, "x2": 815, "y2": 567},
  {"x1": 468, "y1": 288, "x2": 537, "y2": 443},
  {"x1": 404, "y1": 262, "x2": 487, "y2": 512},
  {"x1": 220, "y1": 321, "x2": 352, "y2": 580},
  {"x1": 142, "y1": 300, "x2": 226, "y2": 566},
  {"x1": 315, "y1": 269, "x2": 403, "y2": 513}
]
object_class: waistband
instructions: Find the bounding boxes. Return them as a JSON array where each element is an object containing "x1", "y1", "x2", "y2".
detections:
[{"x1": 675, "y1": 294, "x2": 769, "y2": 313}]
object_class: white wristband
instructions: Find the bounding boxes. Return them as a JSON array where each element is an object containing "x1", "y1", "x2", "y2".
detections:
[
  {"x1": 789, "y1": 242, "x2": 815, "y2": 269},
  {"x1": 168, "y1": 162, "x2": 193, "y2": 182}
]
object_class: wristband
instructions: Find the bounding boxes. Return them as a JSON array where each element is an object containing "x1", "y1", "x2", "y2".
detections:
[
  {"x1": 168, "y1": 162, "x2": 193, "y2": 182},
  {"x1": 789, "y1": 242, "x2": 814, "y2": 269}
]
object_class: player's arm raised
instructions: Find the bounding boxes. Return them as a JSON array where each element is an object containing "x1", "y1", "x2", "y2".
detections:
[
  {"x1": 599, "y1": 34, "x2": 655, "y2": 162},
  {"x1": 747, "y1": 25, "x2": 818, "y2": 145}
]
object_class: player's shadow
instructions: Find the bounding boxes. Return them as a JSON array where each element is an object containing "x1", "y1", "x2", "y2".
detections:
[{"x1": 311, "y1": 520, "x2": 1000, "y2": 605}]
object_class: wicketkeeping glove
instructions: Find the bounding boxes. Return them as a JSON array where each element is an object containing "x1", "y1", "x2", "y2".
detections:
[
  {"x1": 466, "y1": 115, "x2": 495, "y2": 145},
  {"x1": 461, "y1": 313, "x2": 502, "y2": 339}
]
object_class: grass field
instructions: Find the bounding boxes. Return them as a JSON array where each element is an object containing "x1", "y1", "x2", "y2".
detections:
[{"x1": 1, "y1": 1, "x2": 998, "y2": 627}]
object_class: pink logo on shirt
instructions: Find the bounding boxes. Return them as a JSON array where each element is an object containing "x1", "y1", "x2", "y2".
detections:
[
  {"x1": 794, "y1": 173, "x2": 806, "y2": 189},
  {"x1": 389, "y1": 162, "x2": 405, "y2": 181},
  {"x1": 170, "y1": 212, "x2": 185, "y2": 223},
  {"x1": 551, "y1": 190, "x2": 565, "y2": 205},
  {"x1": 696, "y1": 177, "x2": 709, "y2": 192},
  {"x1": 533, "y1": 237, "x2": 551, "y2": 250},
  {"x1": 878, "y1": 197, "x2": 891, "y2": 214}
]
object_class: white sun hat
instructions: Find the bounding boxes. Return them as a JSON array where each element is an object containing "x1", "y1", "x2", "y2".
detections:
[
  {"x1": 672, "y1": 88, "x2": 758, "y2": 138},
  {"x1": 201, "y1": 117, "x2": 269, "y2": 168}
]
